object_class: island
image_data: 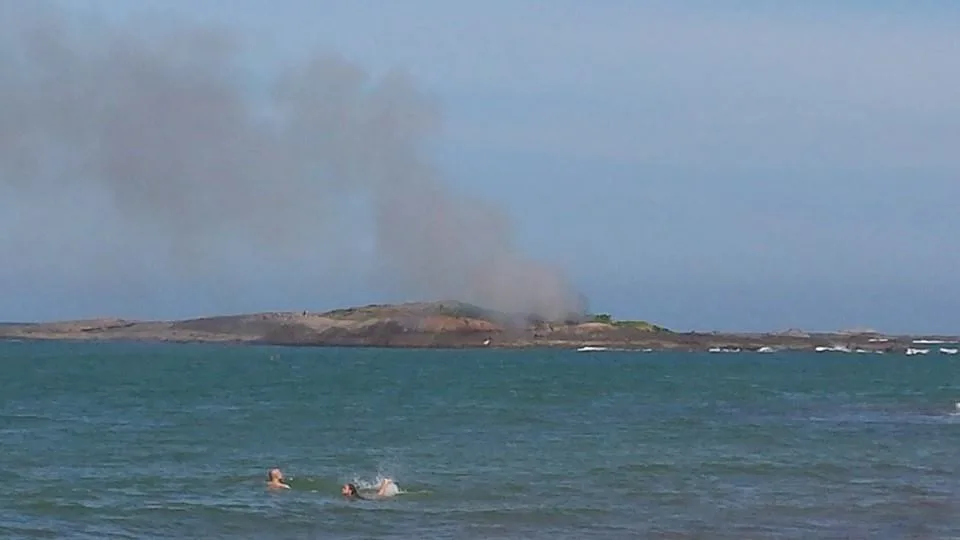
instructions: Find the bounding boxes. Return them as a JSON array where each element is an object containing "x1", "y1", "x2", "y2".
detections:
[{"x1": 0, "y1": 301, "x2": 956, "y2": 354}]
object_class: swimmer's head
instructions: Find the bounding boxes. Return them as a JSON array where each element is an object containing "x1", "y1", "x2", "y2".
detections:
[
  {"x1": 268, "y1": 468, "x2": 284, "y2": 482},
  {"x1": 341, "y1": 483, "x2": 359, "y2": 497}
]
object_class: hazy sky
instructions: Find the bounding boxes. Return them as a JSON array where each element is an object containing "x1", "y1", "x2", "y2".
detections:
[{"x1": 2, "y1": 1, "x2": 958, "y2": 333}]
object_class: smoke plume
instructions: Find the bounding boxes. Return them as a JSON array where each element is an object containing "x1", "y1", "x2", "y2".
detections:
[{"x1": 0, "y1": 5, "x2": 587, "y2": 320}]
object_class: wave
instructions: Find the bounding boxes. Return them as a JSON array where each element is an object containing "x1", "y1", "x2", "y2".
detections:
[
  {"x1": 808, "y1": 408, "x2": 960, "y2": 425},
  {"x1": 282, "y1": 473, "x2": 428, "y2": 499}
]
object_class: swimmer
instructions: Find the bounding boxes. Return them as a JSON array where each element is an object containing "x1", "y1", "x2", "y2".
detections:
[
  {"x1": 341, "y1": 478, "x2": 398, "y2": 499},
  {"x1": 341, "y1": 483, "x2": 366, "y2": 500},
  {"x1": 266, "y1": 468, "x2": 290, "y2": 490},
  {"x1": 375, "y1": 477, "x2": 399, "y2": 497}
]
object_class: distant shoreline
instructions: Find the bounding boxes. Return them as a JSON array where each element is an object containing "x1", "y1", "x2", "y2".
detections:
[{"x1": 1, "y1": 301, "x2": 957, "y2": 354}]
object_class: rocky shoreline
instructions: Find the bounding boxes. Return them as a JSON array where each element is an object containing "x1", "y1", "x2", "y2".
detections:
[{"x1": 1, "y1": 301, "x2": 957, "y2": 354}]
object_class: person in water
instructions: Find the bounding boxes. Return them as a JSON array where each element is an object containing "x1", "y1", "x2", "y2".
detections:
[
  {"x1": 266, "y1": 468, "x2": 290, "y2": 490},
  {"x1": 341, "y1": 478, "x2": 397, "y2": 499},
  {"x1": 341, "y1": 483, "x2": 366, "y2": 499}
]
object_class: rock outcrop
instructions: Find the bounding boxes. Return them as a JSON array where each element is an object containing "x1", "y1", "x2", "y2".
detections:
[{"x1": 0, "y1": 301, "x2": 954, "y2": 352}]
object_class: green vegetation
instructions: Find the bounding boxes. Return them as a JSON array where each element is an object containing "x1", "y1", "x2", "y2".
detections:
[
  {"x1": 613, "y1": 320, "x2": 669, "y2": 332},
  {"x1": 431, "y1": 301, "x2": 501, "y2": 320},
  {"x1": 324, "y1": 301, "x2": 503, "y2": 321},
  {"x1": 589, "y1": 313, "x2": 669, "y2": 332},
  {"x1": 322, "y1": 302, "x2": 669, "y2": 331}
]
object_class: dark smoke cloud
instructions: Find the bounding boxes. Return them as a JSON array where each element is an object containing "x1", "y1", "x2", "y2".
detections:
[{"x1": 0, "y1": 4, "x2": 587, "y2": 320}]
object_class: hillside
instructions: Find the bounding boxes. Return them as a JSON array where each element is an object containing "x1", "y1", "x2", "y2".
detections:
[{"x1": 0, "y1": 301, "x2": 954, "y2": 352}]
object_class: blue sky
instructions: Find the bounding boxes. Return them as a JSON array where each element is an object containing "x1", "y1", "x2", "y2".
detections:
[{"x1": 2, "y1": 1, "x2": 959, "y2": 333}]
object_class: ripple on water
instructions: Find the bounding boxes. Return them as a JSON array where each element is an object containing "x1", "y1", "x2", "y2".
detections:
[{"x1": 2, "y1": 344, "x2": 959, "y2": 538}]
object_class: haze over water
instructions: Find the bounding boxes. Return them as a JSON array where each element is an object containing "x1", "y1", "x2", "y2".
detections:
[
  {"x1": 2, "y1": 341, "x2": 958, "y2": 538},
  {"x1": 3, "y1": 2, "x2": 960, "y2": 333}
]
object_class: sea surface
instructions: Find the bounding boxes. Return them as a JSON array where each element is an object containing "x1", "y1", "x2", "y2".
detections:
[{"x1": 1, "y1": 341, "x2": 958, "y2": 539}]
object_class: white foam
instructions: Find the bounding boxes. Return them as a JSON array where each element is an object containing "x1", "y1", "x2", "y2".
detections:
[
  {"x1": 379, "y1": 479, "x2": 400, "y2": 497},
  {"x1": 351, "y1": 474, "x2": 403, "y2": 497}
]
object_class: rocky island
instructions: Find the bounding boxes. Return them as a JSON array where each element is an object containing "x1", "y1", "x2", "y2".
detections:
[{"x1": 1, "y1": 301, "x2": 957, "y2": 354}]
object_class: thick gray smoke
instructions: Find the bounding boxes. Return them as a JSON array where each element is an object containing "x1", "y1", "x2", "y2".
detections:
[{"x1": 0, "y1": 5, "x2": 587, "y2": 320}]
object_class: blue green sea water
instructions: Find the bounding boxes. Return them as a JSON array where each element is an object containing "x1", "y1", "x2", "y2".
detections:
[{"x1": 1, "y1": 341, "x2": 958, "y2": 539}]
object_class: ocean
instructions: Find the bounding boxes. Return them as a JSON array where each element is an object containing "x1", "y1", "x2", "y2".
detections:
[{"x1": 1, "y1": 341, "x2": 958, "y2": 539}]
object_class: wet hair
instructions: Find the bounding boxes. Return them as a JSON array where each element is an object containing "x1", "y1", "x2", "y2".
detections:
[{"x1": 345, "y1": 483, "x2": 366, "y2": 499}]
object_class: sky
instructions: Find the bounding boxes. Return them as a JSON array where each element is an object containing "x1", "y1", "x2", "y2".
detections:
[{"x1": 1, "y1": 0, "x2": 958, "y2": 333}]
